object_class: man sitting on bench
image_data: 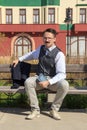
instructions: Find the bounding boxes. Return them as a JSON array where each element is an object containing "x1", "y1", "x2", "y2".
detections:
[{"x1": 13, "y1": 28, "x2": 69, "y2": 120}]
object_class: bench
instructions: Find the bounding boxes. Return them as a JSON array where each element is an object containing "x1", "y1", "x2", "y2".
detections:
[{"x1": 0, "y1": 63, "x2": 87, "y2": 102}]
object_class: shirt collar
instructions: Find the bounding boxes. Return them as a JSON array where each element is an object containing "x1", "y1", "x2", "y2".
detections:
[{"x1": 48, "y1": 45, "x2": 56, "y2": 51}]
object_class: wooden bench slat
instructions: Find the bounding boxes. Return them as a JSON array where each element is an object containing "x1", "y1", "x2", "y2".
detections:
[
  {"x1": 0, "y1": 86, "x2": 24, "y2": 94},
  {"x1": 0, "y1": 86, "x2": 87, "y2": 94},
  {"x1": 0, "y1": 64, "x2": 87, "y2": 73},
  {"x1": 66, "y1": 64, "x2": 87, "y2": 73}
]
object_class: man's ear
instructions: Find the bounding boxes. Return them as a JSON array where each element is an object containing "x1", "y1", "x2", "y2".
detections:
[{"x1": 54, "y1": 37, "x2": 56, "y2": 43}]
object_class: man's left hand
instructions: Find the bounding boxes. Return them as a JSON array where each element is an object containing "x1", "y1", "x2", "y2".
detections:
[{"x1": 38, "y1": 80, "x2": 50, "y2": 88}]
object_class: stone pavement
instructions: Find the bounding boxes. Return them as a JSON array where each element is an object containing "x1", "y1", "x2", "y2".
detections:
[{"x1": 0, "y1": 107, "x2": 87, "y2": 130}]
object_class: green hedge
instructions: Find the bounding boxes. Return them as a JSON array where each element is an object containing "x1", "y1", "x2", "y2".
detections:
[
  {"x1": 62, "y1": 95, "x2": 87, "y2": 109},
  {"x1": 0, "y1": 93, "x2": 87, "y2": 109}
]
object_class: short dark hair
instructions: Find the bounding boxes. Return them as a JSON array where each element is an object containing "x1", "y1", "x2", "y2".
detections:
[{"x1": 43, "y1": 28, "x2": 57, "y2": 37}]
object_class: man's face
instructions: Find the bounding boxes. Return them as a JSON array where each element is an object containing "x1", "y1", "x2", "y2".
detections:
[{"x1": 43, "y1": 32, "x2": 56, "y2": 48}]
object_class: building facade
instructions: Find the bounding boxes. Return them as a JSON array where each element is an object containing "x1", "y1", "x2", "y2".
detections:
[{"x1": 0, "y1": 0, "x2": 87, "y2": 64}]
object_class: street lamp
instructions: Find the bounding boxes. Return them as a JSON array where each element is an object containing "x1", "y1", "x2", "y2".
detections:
[{"x1": 64, "y1": 7, "x2": 72, "y2": 56}]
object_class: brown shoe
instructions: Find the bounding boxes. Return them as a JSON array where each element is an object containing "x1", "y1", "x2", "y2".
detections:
[{"x1": 50, "y1": 109, "x2": 61, "y2": 120}]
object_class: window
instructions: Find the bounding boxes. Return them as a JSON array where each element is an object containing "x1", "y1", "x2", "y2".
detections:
[
  {"x1": 48, "y1": 8, "x2": 55, "y2": 24},
  {"x1": 70, "y1": 37, "x2": 77, "y2": 56},
  {"x1": 14, "y1": 36, "x2": 32, "y2": 57},
  {"x1": 6, "y1": 9, "x2": 12, "y2": 24},
  {"x1": 80, "y1": 8, "x2": 86, "y2": 23},
  {"x1": 67, "y1": 36, "x2": 87, "y2": 57},
  {"x1": 33, "y1": 9, "x2": 39, "y2": 24},
  {"x1": 19, "y1": 9, "x2": 26, "y2": 24}
]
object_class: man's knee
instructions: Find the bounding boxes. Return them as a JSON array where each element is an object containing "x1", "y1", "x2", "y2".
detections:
[
  {"x1": 24, "y1": 77, "x2": 37, "y2": 88},
  {"x1": 58, "y1": 80, "x2": 69, "y2": 92}
]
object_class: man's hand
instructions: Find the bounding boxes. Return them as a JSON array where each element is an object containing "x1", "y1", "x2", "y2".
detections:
[
  {"x1": 13, "y1": 59, "x2": 19, "y2": 67},
  {"x1": 38, "y1": 80, "x2": 50, "y2": 88}
]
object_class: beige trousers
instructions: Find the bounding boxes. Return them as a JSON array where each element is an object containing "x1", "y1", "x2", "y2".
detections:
[{"x1": 24, "y1": 75, "x2": 69, "y2": 111}]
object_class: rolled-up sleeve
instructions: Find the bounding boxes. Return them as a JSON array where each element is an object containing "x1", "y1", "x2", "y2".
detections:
[{"x1": 19, "y1": 46, "x2": 41, "y2": 61}]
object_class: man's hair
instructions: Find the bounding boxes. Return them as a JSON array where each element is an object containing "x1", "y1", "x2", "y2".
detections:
[{"x1": 43, "y1": 28, "x2": 57, "y2": 37}]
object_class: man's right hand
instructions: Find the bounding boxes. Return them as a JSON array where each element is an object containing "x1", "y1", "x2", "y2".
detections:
[{"x1": 13, "y1": 59, "x2": 19, "y2": 67}]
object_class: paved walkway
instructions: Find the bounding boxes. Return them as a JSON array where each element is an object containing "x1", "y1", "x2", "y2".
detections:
[{"x1": 0, "y1": 107, "x2": 87, "y2": 130}]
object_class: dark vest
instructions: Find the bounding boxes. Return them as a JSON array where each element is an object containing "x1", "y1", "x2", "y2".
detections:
[{"x1": 37, "y1": 45, "x2": 61, "y2": 76}]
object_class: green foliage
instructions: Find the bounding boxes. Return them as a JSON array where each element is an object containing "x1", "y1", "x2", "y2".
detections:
[
  {"x1": 37, "y1": 93, "x2": 47, "y2": 108},
  {"x1": 63, "y1": 95, "x2": 87, "y2": 109},
  {"x1": 0, "y1": 80, "x2": 12, "y2": 86},
  {"x1": 0, "y1": 93, "x2": 28, "y2": 107}
]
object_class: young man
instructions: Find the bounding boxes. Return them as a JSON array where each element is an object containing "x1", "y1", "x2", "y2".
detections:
[{"x1": 13, "y1": 28, "x2": 69, "y2": 120}]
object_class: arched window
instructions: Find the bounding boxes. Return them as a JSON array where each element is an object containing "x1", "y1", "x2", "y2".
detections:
[{"x1": 14, "y1": 36, "x2": 32, "y2": 57}]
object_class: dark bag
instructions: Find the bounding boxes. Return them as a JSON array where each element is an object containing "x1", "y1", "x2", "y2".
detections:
[{"x1": 11, "y1": 62, "x2": 31, "y2": 88}]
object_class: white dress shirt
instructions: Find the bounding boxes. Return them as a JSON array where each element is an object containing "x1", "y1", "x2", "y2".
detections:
[{"x1": 19, "y1": 45, "x2": 66, "y2": 85}]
